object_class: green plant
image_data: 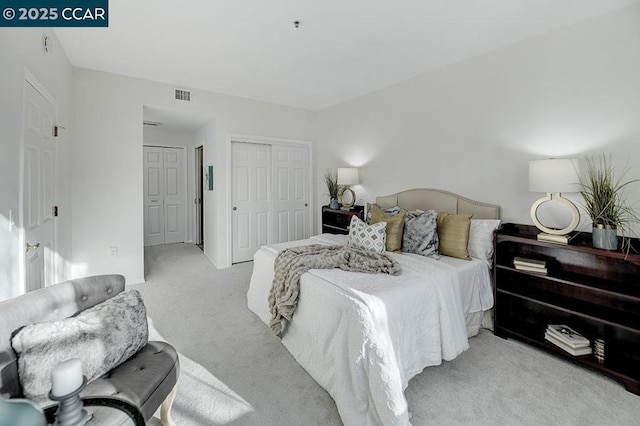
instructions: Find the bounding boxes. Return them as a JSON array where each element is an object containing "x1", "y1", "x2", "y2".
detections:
[
  {"x1": 579, "y1": 153, "x2": 639, "y2": 251},
  {"x1": 323, "y1": 169, "x2": 340, "y2": 199}
]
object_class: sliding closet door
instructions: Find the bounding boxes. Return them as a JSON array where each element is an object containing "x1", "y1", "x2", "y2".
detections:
[
  {"x1": 232, "y1": 142, "x2": 271, "y2": 263},
  {"x1": 272, "y1": 145, "x2": 310, "y2": 243},
  {"x1": 143, "y1": 146, "x2": 187, "y2": 246}
]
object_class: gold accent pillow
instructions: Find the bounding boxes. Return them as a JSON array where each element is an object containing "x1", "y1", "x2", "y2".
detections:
[
  {"x1": 371, "y1": 205, "x2": 406, "y2": 252},
  {"x1": 437, "y1": 213, "x2": 473, "y2": 260}
]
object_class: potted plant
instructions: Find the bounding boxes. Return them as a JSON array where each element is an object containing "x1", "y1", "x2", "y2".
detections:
[
  {"x1": 323, "y1": 169, "x2": 340, "y2": 209},
  {"x1": 578, "y1": 153, "x2": 639, "y2": 252}
]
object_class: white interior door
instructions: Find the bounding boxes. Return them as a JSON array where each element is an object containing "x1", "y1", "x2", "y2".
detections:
[
  {"x1": 272, "y1": 145, "x2": 310, "y2": 243},
  {"x1": 163, "y1": 148, "x2": 187, "y2": 244},
  {"x1": 23, "y1": 81, "x2": 56, "y2": 292},
  {"x1": 144, "y1": 147, "x2": 165, "y2": 246},
  {"x1": 144, "y1": 146, "x2": 187, "y2": 246},
  {"x1": 232, "y1": 142, "x2": 271, "y2": 263}
]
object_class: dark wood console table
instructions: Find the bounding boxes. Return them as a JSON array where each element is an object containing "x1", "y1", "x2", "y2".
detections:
[
  {"x1": 493, "y1": 223, "x2": 640, "y2": 395},
  {"x1": 321, "y1": 205, "x2": 364, "y2": 234}
]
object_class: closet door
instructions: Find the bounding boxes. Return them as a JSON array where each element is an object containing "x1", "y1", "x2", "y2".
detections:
[
  {"x1": 272, "y1": 145, "x2": 310, "y2": 243},
  {"x1": 143, "y1": 146, "x2": 187, "y2": 246},
  {"x1": 144, "y1": 147, "x2": 165, "y2": 246},
  {"x1": 163, "y1": 148, "x2": 187, "y2": 244},
  {"x1": 232, "y1": 142, "x2": 271, "y2": 263}
]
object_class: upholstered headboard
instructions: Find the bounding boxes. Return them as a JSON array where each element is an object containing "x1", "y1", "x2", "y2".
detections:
[{"x1": 376, "y1": 188, "x2": 500, "y2": 219}]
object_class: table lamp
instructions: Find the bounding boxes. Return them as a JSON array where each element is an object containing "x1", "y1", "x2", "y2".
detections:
[
  {"x1": 529, "y1": 158, "x2": 580, "y2": 244},
  {"x1": 337, "y1": 167, "x2": 359, "y2": 210}
]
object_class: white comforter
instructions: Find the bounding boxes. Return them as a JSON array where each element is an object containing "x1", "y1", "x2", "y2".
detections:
[{"x1": 247, "y1": 234, "x2": 486, "y2": 426}]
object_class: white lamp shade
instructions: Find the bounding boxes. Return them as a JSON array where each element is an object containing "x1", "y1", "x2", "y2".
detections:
[
  {"x1": 337, "y1": 167, "x2": 359, "y2": 185},
  {"x1": 529, "y1": 159, "x2": 580, "y2": 193}
]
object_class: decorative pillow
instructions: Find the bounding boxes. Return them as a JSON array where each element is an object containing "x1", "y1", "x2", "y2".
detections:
[
  {"x1": 11, "y1": 290, "x2": 149, "y2": 400},
  {"x1": 437, "y1": 213, "x2": 473, "y2": 260},
  {"x1": 365, "y1": 203, "x2": 402, "y2": 223},
  {"x1": 370, "y1": 205, "x2": 406, "y2": 252},
  {"x1": 468, "y1": 219, "x2": 501, "y2": 265},
  {"x1": 348, "y1": 215, "x2": 387, "y2": 253},
  {"x1": 403, "y1": 209, "x2": 440, "y2": 258}
]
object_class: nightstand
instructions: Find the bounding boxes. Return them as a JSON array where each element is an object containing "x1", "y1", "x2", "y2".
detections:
[
  {"x1": 321, "y1": 205, "x2": 364, "y2": 234},
  {"x1": 494, "y1": 223, "x2": 640, "y2": 395}
]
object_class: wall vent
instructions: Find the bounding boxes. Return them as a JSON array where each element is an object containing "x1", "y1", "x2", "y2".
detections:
[{"x1": 175, "y1": 89, "x2": 191, "y2": 101}]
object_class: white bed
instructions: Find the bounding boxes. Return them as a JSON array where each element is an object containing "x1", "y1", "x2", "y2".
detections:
[{"x1": 247, "y1": 189, "x2": 500, "y2": 426}]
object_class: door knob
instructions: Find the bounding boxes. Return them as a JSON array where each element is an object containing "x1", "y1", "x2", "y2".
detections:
[
  {"x1": 305, "y1": 203, "x2": 308, "y2": 207},
  {"x1": 233, "y1": 206, "x2": 237, "y2": 211},
  {"x1": 25, "y1": 242, "x2": 40, "y2": 253}
]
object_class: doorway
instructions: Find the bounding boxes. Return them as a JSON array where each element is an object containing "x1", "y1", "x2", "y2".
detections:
[{"x1": 195, "y1": 145, "x2": 204, "y2": 251}]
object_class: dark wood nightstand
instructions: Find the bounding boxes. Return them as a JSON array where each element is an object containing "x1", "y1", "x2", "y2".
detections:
[
  {"x1": 494, "y1": 223, "x2": 640, "y2": 395},
  {"x1": 321, "y1": 205, "x2": 364, "y2": 234}
]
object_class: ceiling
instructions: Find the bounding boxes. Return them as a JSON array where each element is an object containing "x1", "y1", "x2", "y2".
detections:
[{"x1": 55, "y1": 0, "x2": 639, "y2": 111}]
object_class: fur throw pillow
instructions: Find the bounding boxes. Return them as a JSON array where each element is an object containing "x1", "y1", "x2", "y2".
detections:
[
  {"x1": 403, "y1": 209, "x2": 440, "y2": 258},
  {"x1": 11, "y1": 290, "x2": 148, "y2": 400}
]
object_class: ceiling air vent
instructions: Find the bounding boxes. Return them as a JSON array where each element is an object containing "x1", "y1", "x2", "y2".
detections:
[{"x1": 175, "y1": 89, "x2": 191, "y2": 102}]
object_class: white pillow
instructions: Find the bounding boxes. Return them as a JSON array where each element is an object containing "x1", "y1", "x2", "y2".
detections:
[
  {"x1": 348, "y1": 215, "x2": 387, "y2": 253},
  {"x1": 468, "y1": 219, "x2": 501, "y2": 266}
]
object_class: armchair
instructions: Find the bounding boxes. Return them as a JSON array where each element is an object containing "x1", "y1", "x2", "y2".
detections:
[{"x1": 0, "y1": 275, "x2": 179, "y2": 425}]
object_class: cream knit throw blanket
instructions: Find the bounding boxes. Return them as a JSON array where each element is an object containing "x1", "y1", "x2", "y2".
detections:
[{"x1": 269, "y1": 244, "x2": 402, "y2": 337}]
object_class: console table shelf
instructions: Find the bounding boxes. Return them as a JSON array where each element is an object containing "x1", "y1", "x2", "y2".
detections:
[{"x1": 494, "y1": 223, "x2": 640, "y2": 395}]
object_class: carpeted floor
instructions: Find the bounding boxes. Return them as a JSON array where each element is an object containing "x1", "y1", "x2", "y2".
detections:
[{"x1": 132, "y1": 243, "x2": 640, "y2": 425}]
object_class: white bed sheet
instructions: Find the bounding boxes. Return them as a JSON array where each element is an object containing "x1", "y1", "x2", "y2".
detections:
[{"x1": 247, "y1": 234, "x2": 494, "y2": 426}]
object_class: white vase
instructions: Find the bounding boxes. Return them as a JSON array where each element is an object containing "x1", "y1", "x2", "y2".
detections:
[{"x1": 592, "y1": 224, "x2": 618, "y2": 250}]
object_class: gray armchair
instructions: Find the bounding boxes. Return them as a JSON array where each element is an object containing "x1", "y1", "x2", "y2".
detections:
[{"x1": 0, "y1": 275, "x2": 179, "y2": 425}]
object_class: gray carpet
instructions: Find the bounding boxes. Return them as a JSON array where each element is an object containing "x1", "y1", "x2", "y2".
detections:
[{"x1": 132, "y1": 243, "x2": 640, "y2": 425}]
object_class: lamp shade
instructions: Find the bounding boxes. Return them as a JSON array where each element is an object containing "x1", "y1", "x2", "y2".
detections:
[
  {"x1": 529, "y1": 159, "x2": 579, "y2": 193},
  {"x1": 337, "y1": 167, "x2": 359, "y2": 185}
]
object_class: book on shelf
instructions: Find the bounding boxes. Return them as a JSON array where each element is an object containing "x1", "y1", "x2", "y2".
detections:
[
  {"x1": 546, "y1": 324, "x2": 590, "y2": 348},
  {"x1": 536, "y1": 233, "x2": 573, "y2": 244},
  {"x1": 513, "y1": 257, "x2": 546, "y2": 268},
  {"x1": 544, "y1": 332, "x2": 592, "y2": 356},
  {"x1": 514, "y1": 264, "x2": 548, "y2": 274}
]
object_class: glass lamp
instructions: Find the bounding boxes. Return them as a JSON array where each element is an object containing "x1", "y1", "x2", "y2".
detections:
[
  {"x1": 529, "y1": 159, "x2": 580, "y2": 244},
  {"x1": 337, "y1": 168, "x2": 359, "y2": 210}
]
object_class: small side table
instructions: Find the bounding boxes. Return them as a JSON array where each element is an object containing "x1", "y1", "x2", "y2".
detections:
[{"x1": 321, "y1": 205, "x2": 364, "y2": 234}]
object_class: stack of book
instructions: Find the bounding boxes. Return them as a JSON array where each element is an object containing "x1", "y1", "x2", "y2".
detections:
[
  {"x1": 545, "y1": 324, "x2": 592, "y2": 356},
  {"x1": 513, "y1": 257, "x2": 547, "y2": 275}
]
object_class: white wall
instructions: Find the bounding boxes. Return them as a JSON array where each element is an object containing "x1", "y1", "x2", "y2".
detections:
[
  {"x1": 72, "y1": 69, "x2": 314, "y2": 282},
  {"x1": 0, "y1": 29, "x2": 73, "y2": 301},
  {"x1": 314, "y1": 5, "x2": 640, "y2": 233}
]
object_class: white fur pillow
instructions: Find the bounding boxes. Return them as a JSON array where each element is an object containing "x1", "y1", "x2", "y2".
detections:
[
  {"x1": 402, "y1": 209, "x2": 440, "y2": 258},
  {"x1": 11, "y1": 290, "x2": 148, "y2": 400}
]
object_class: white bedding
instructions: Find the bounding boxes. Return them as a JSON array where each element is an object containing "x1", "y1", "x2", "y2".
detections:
[{"x1": 247, "y1": 234, "x2": 494, "y2": 426}]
